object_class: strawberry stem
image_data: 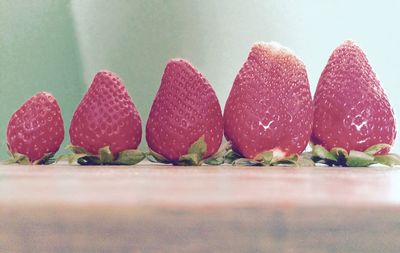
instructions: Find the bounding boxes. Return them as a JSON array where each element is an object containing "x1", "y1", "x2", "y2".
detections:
[
  {"x1": 147, "y1": 136, "x2": 230, "y2": 166},
  {"x1": 228, "y1": 149, "x2": 314, "y2": 167},
  {"x1": 5, "y1": 145, "x2": 56, "y2": 165},
  {"x1": 311, "y1": 144, "x2": 400, "y2": 167},
  {"x1": 58, "y1": 145, "x2": 145, "y2": 166}
]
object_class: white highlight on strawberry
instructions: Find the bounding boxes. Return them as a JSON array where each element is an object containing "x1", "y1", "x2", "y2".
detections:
[
  {"x1": 259, "y1": 120, "x2": 274, "y2": 130},
  {"x1": 357, "y1": 138, "x2": 369, "y2": 144},
  {"x1": 352, "y1": 120, "x2": 368, "y2": 131}
]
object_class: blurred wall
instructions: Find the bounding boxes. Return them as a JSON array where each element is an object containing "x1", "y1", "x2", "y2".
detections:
[{"x1": 0, "y1": 0, "x2": 399, "y2": 159}]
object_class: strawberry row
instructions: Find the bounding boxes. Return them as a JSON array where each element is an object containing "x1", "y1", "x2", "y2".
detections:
[{"x1": 6, "y1": 40, "x2": 398, "y2": 167}]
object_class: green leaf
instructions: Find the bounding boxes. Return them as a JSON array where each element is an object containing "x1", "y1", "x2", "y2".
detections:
[
  {"x1": 330, "y1": 148, "x2": 349, "y2": 159},
  {"x1": 203, "y1": 156, "x2": 225, "y2": 165},
  {"x1": 63, "y1": 144, "x2": 145, "y2": 166},
  {"x1": 5, "y1": 152, "x2": 31, "y2": 165},
  {"x1": 56, "y1": 153, "x2": 90, "y2": 164},
  {"x1": 283, "y1": 153, "x2": 299, "y2": 161},
  {"x1": 374, "y1": 154, "x2": 400, "y2": 167},
  {"x1": 147, "y1": 150, "x2": 171, "y2": 164},
  {"x1": 293, "y1": 152, "x2": 316, "y2": 167},
  {"x1": 364, "y1": 144, "x2": 392, "y2": 156},
  {"x1": 272, "y1": 154, "x2": 299, "y2": 166},
  {"x1": 255, "y1": 151, "x2": 274, "y2": 165},
  {"x1": 273, "y1": 160, "x2": 297, "y2": 166},
  {"x1": 232, "y1": 158, "x2": 263, "y2": 166},
  {"x1": 99, "y1": 146, "x2": 114, "y2": 164},
  {"x1": 224, "y1": 149, "x2": 242, "y2": 164},
  {"x1": 177, "y1": 153, "x2": 201, "y2": 166},
  {"x1": 187, "y1": 135, "x2": 207, "y2": 158},
  {"x1": 271, "y1": 154, "x2": 297, "y2": 166},
  {"x1": 203, "y1": 142, "x2": 231, "y2": 165},
  {"x1": 65, "y1": 145, "x2": 92, "y2": 155},
  {"x1": 312, "y1": 145, "x2": 337, "y2": 161},
  {"x1": 113, "y1": 149, "x2": 145, "y2": 165},
  {"x1": 296, "y1": 157, "x2": 315, "y2": 167},
  {"x1": 346, "y1": 150, "x2": 375, "y2": 167},
  {"x1": 174, "y1": 135, "x2": 209, "y2": 166}
]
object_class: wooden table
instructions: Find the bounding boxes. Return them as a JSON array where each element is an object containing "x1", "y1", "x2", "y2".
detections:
[{"x1": 1, "y1": 163, "x2": 399, "y2": 252}]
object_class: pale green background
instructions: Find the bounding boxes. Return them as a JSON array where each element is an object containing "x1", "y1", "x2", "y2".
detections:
[{"x1": 1, "y1": 0, "x2": 399, "y2": 159}]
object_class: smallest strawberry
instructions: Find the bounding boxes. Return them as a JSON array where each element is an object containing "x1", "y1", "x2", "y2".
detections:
[{"x1": 6, "y1": 92, "x2": 65, "y2": 165}]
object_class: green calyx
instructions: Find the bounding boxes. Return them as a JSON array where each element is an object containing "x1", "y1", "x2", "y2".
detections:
[
  {"x1": 57, "y1": 145, "x2": 145, "y2": 166},
  {"x1": 5, "y1": 147, "x2": 56, "y2": 165},
  {"x1": 311, "y1": 144, "x2": 400, "y2": 167},
  {"x1": 147, "y1": 135, "x2": 230, "y2": 166},
  {"x1": 226, "y1": 149, "x2": 315, "y2": 167}
]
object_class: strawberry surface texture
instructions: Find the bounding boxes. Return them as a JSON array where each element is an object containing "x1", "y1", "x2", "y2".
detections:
[
  {"x1": 7, "y1": 92, "x2": 64, "y2": 162},
  {"x1": 312, "y1": 40, "x2": 396, "y2": 153},
  {"x1": 70, "y1": 71, "x2": 142, "y2": 155},
  {"x1": 224, "y1": 42, "x2": 313, "y2": 159},
  {"x1": 146, "y1": 59, "x2": 223, "y2": 161}
]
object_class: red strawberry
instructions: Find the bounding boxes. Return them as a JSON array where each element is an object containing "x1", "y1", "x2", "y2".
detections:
[
  {"x1": 7, "y1": 92, "x2": 64, "y2": 163},
  {"x1": 224, "y1": 42, "x2": 313, "y2": 160},
  {"x1": 312, "y1": 41, "x2": 396, "y2": 154},
  {"x1": 69, "y1": 71, "x2": 142, "y2": 156},
  {"x1": 146, "y1": 59, "x2": 223, "y2": 163}
]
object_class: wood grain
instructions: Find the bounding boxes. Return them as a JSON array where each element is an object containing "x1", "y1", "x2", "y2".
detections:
[{"x1": 1, "y1": 163, "x2": 400, "y2": 252}]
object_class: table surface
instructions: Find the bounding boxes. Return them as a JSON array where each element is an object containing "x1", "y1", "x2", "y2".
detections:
[
  {"x1": 1, "y1": 163, "x2": 400, "y2": 252},
  {"x1": 1, "y1": 163, "x2": 399, "y2": 207}
]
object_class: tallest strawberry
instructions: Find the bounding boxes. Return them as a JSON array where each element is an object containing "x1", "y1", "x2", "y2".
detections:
[
  {"x1": 312, "y1": 41, "x2": 398, "y2": 166},
  {"x1": 224, "y1": 42, "x2": 313, "y2": 166}
]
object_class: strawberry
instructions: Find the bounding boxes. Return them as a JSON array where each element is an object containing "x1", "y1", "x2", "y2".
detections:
[
  {"x1": 7, "y1": 92, "x2": 64, "y2": 164},
  {"x1": 223, "y1": 42, "x2": 314, "y2": 166},
  {"x1": 146, "y1": 59, "x2": 224, "y2": 165},
  {"x1": 311, "y1": 40, "x2": 398, "y2": 167},
  {"x1": 67, "y1": 70, "x2": 144, "y2": 165}
]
